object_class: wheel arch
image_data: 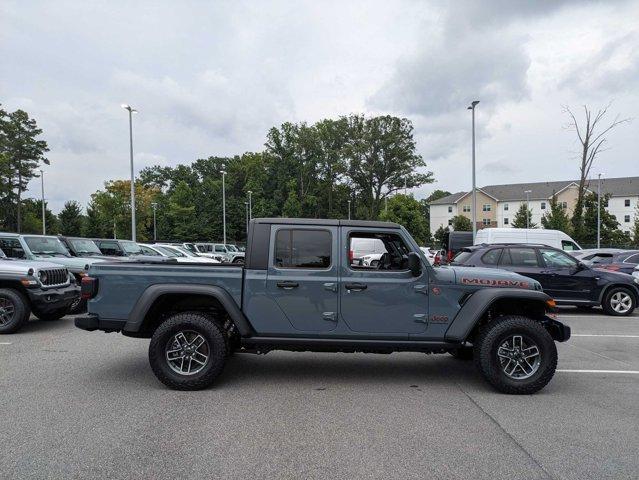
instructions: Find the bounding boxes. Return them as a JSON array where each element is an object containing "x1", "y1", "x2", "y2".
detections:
[
  {"x1": 598, "y1": 283, "x2": 639, "y2": 305},
  {"x1": 125, "y1": 284, "x2": 254, "y2": 338},
  {"x1": 445, "y1": 289, "x2": 552, "y2": 343}
]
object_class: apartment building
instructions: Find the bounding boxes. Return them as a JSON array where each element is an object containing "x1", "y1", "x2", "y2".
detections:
[{"x1": 430, "y1": 177, "x2": 639, "y2": 233}]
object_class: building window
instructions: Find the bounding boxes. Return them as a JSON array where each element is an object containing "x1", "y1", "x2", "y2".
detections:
[
  {"x1": 482, "y1": 218, "x2": 491, "y2": 226},
  {"x1": 448, "y1": 219, "x2": 453, "y2": 226},
  {"x1": 625, "y1": 199, "x2": 631, "y2": 207},
  {"x1": 504, "y1": 204, "x2": 509, "y2": 211},
  {"x1": 560, "y1": 202, "x2": 567, "y2": 210},
  {"x1": 625, "y1": 215, "x2": 631, "y2": 223},
  {"x1": 541, "y1": 202, "x2": 546, "y2": 210},
  {"x1": 462, "y1": 205, "x2": 471, "y2": 213},
  {"x1": 482, "y1": 204, "x2": 491, "y2": 212},
  {"x1": 504, "y1": 218, "x2": 509, "y2": 225},
  {"x1": 448, "y1": 206, "x2": 453, "y2": 213}
]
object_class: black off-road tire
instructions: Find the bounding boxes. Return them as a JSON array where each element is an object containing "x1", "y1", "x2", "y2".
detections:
[
  {"x1": 149, "y1": 312, "x2": 227, "y2": 390},
  {"x1": 474, "y1": 315, "x2": 557, "y2": 395},
  {"x1": 449, "y1": 346, "x2": 474, "y2": 360},
  {"x1": 0, "y1": 288, "x2": 31, "y2": 334},
  {"x1": 601, "y1": 287, "x2": 636, "y2": 316},
  {"x1": 34, "y1": 308, "x2": 69, "y2": 322}
]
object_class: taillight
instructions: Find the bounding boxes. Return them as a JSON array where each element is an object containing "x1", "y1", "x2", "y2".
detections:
[
  {"x1": 81, "y1": 276, "x2": 99, "y2": 299},
  {"x1": 447, "y1": 250, "x2": 454, "y2": 263}
]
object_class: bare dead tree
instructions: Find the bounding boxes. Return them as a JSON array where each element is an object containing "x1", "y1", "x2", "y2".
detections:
[{"x1": 564, "y1": 103, "x2": 630, "y2": 237}]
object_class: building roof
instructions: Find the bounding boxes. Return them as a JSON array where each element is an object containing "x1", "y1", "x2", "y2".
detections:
[{"x1": 428, "y1": 176, "x2": 639, "y2": 204}]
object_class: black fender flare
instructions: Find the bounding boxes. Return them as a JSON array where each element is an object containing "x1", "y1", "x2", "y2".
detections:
[
  {"x1": 445, "y1": 288, "x2": 552, "y2": 342},
  {"x1": 124, "y1": 284, "x2": 254, "y2": 336}
]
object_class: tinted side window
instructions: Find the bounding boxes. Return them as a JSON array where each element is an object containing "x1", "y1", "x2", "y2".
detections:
[
  {"x1": 561, "y1": 240, "x2": 579, "y2": 251},
  {"x1": 624, "y1": 254, "x2": 639, "y2": 264},
  {"x1": 275, "y1": 229, "x2": 331, "y2": 269},
  {"x1": 97, "y1": 241, "x2": 122, "y2": 256},
  {"x1": 481, "y1": 249, "x2": 502, "y2": 265},
  {"x1": 501, "y1": 248, "x2": 539, "y2": 267},
  {"x1": 540, "y1": 249, "x2": 577, "y2": 269},
  {"x1": 0, "y1": 238, "x2": 26, "y2": 258}
]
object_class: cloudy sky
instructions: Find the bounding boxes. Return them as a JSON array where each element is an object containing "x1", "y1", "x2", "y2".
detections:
[{"x1": 2, "y1": 0, "x2": 638, "y2": 212}]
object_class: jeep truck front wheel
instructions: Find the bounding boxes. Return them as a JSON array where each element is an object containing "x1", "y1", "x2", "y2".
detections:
[
  {"x1": 474, "y1": 315, "x2": 557, "y2": 394},
  {"x1": 148, "y1": 312, "x2": 228, "y2": 390}
]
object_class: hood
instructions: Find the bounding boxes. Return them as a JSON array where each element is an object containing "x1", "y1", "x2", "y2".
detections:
[
  {"x1": 595, "y1": 268, "x2": 639, "y2": 285},
  {"x1": 449, "y1": 265, "x2": 541, "y2": 291},
  {"x1": 30, "y1": 255, "x2": 106, "y2": 272},
  {"x1": 0, "y1": 258, "x2": 69, "y2": 276}
]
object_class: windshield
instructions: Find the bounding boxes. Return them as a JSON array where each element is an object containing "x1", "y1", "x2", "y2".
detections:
[
  {"x1": 70, "y1": 239, "x2": 103, "y2": 255},
  {"x1": 452, "y1": 250, "x2": 474, "y2": 265},
  {"x1": 182, "y1": 243, "x2": 197, "y2": 253},
  {"x1": 24, "y1": 236, "x2": 70, "y2": 257},
  {"x1": 121, "y1": 241, "x2": 143, "y2": 254},
  {"x1": 0, "y1": 248, "x2": 5, "y2": 258},
  {"x1": 175, "y1": 246, "x2": 200, "y2": 257},
  {"x1": 226, "y1": 244, "x2": 238, "y2": 252},
  {"x1": 156, "y1": 246, "x2": 184, "y2": 257}
]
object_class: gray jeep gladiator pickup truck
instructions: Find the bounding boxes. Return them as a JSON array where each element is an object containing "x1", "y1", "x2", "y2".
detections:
[
  {"x1": 76, "y1": 218, "x2": 570, "y2": 394},
  {"x1": 1, "y1": 248, "x2": 79, "y2": 333}
]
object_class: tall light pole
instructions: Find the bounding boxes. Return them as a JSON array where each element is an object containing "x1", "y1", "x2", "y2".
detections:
[
  {"x1": 151, "y1": 202, "x2": 158, "y2": 241},
  {"x1": 248, "y1": 190, "x2": 253, "y2": 219},
  {"x1": 525, "y1": 190, "x2": 532, "y2": 229},
  {"x1": 221, "y1": 170, "x2": 227, "y2": 245},
  {"x1": 348, "y1": 200, "x2": 351, "y2": 220},
  {"x1": 121, "y1": 104, "x2": 138, "y2": 241},
  {"x1": 245, "y1": 201, "x2": 249, "y2": 237},
  {"x1": 597, "y1": 174, "x2": 602, "y2": 248},
  {"x1": 467, "y1": 101, "x2": 479, "y2": 240},
  {"x1": 39, "y1": 169, "x2": 46, "y2": 234}
]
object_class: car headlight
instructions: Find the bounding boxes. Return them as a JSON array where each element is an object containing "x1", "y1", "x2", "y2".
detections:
[{"x1": 633, "y1": 277, "x2": 639, "y2": 285}]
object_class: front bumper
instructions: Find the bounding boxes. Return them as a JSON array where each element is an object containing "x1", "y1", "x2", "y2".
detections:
[
  {"x1": 26, "y1": 284, "x2": 80, "y2": 314},
  {"x1": 74, "y1": 313, "x2": 125, "y2": 333},
  {"x1": 543, "y1": 316, "x2": 571, "y2": 342}
]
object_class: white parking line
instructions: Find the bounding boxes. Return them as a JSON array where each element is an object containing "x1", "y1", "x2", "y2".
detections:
[
  {"x1": 572, "y1": 334, "x2": 639, "y2": 338},
  {"x1": 558, "y1": 315, "x2": 638, "y2": 319},
  {"x1": 558, "y1": 369, "x2": 639, "y2": 374},
  {"x1": 0, "y1": 342, "x2": 12, "y2": 345}
]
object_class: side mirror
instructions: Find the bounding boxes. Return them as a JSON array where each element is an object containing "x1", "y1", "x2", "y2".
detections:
[{"x1": 408, "y1": 252, "x2": 422, "y2": 277}]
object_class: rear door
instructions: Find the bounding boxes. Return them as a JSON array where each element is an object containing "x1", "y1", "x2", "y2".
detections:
[
  {"x1": 265, "y1": 225, "x2": 339, "y2": 332},
  {"x1": 498, "y1": 247, "x2": 546, "y2": 286},
  {"x1": 339, "y1": 228, "x2": 428, "y2": 335}
]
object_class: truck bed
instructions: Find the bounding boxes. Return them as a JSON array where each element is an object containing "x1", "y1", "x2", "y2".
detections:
[{"x1": 88, "y1": 261, "x2": 243, "y2": 321}]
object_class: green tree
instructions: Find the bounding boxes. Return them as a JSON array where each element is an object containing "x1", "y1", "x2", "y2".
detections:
[
  {"x1": 433, "y1": 225, "x2": 448, "y2": 247},
  {"x1": 541, "y1": 195, "x2": 571, "y2": 233},
  {"x1": 632, "y1": 204, "x2": 639, "y2": 246},
  {"x1": 582, "y1": 193, "x2": 631, "y2": 247},
  {"x1": 379, "y1": 194, "x2": 429, "y2": 244},
  {"x1": 511, "y1": 204, "x2": 537, "y2": 228},
  {"x1": 165, "y1": 181, "x2": 198, "y2": 241},
  {"x1": 344, "y1": 115, "x2": 433, "y2": 219},
  {"x1": 18, "y1": 199, "x2": 58, "y2": 234},
  {"x1": 282, "y1": 180, "x2": 302, "y2": 217},
  {"x1": 58, "y1": 201, "x2": 85, "y2": 236},
  {"x1": 451, "y1": 215, "x2": 472, "y2": 231},
  {"x1": 0, "y1": 106, "x2": 50, "y2": 232}
]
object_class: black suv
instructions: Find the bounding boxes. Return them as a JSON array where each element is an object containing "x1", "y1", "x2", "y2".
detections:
[{"x1": 453, "y1": 243, "x2": 639, "y2": 316}]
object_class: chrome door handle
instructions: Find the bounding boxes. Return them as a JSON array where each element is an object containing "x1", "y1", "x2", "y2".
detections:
[
  {"x1": 323, "y1": 312, "x2": 338, "y2": 322},
  {"x1": 414, "y1": 284, "x2": 428, "y2": 295},
  {"x1": 413, "y1": 313, "x2": 428, "y2": 324},
  {"x1": 323, "y1": 282, "x2": 337, "y2": 292}
]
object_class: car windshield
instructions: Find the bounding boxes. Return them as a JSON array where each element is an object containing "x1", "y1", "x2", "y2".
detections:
[
  {"x1": 70, "y1": 239, "x2": 103, "y2": 255},
  {"x1": 24, "y1": 236, "x2": 71, "y2": 257},
  {"x1": 121, "y1": 242, "x2": 143, "y2": 254},
  {"x1": 156, "y1": 246, "x2": 184, "y2": 257},
  {"x1": 175, "y1": 246, "x2": 200, "y2": 257},
  {"x1": 183, "y1": 243, "x2": 197, "y2": 253},
  {"x1": 0, "y1": 248, "x2": 6, "y2": 258},
  {"x1": 226, "y1": 245, "x2": 238, "y2": 252}
]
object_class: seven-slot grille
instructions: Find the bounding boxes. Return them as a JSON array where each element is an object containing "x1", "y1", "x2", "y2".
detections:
[{"x1": 38, "y1": 268, "x2": 69, "y2": 286}]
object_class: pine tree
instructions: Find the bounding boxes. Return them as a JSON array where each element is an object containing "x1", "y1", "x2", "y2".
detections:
[
  {"x1": 511, "y1": 204, "x2": 537, "y2": 228},
  {"x1": 58, "y1": 201, "x2": 85, "y2": 236},
  {"x1": 541, "y1": 195, "x2": 571, "y2": 233}
]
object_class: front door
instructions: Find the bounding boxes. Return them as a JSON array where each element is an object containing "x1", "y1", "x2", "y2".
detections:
[
  {"x1": 538, "y1": 248, "x2": 597, "y2": 301},
  {"x1": 265, "y1": 225, "x2": 339, "y2": 332},
  {"x1": 339, "y1": 228, "x2": 429, "y2": 335}
]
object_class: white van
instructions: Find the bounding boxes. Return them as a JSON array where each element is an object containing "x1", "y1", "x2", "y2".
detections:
[{"x1": 474, "y1": 228, "x2": 581, "y2": 251}]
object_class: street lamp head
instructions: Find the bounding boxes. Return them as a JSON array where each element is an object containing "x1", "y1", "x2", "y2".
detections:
[
  {"x1": 467, "y1": 100, "x2": 480, "y2": 110},
  {"x1": 121, "y1": 104, "x2": 137, "y2": 113},
  {"x1": 221, "y1": 170, "x2": 226, "y2": 175}
]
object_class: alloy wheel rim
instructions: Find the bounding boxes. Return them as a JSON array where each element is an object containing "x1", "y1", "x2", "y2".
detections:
[
  {"x1": 610, "y1": 292, "x2": 632, "y2": 314},
  {"x1": 165, "y1": 330, "x2": 210, "y2": 376},
  {"x1": 0, "y1": 298, "x2": 16, "y2": 326},
  {"x1": 497, "y1": 334, "x2": 541, "y2": 380}
]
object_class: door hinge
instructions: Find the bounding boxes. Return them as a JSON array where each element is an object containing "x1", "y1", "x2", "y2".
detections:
[{"x1": 323, "y1": 312, "x2": 338, "y2": 322}]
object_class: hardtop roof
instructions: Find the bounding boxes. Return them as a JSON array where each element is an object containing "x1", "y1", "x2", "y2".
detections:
[{"x1": 251, "y1": 218, "x2": 401, "y2": 228}]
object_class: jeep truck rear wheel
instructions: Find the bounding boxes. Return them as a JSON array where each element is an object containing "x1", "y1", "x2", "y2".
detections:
[
  {"x1": 149, "y1": 312, "x2": 228, "y2": 390},
  {"x1": 474, "y1": 315, "x2": 557, "y2": 395}
]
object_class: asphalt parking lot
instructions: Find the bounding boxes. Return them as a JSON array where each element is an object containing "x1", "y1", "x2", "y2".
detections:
[{"x1": 1, "y1": 309, "x2": 638, "y2": 480}]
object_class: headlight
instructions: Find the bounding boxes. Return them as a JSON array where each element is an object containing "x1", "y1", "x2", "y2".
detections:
[{"x1": 633, "y1": 277, "x2": 639, "y2": 285}]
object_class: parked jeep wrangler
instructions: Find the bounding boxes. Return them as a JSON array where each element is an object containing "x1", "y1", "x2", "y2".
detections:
[
  {"x1": 0, "y1": 248, "x2": 79, "y2": 333},
  {"x1": 76, "y1": 219, "x2": 570, "y2": 394}
]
